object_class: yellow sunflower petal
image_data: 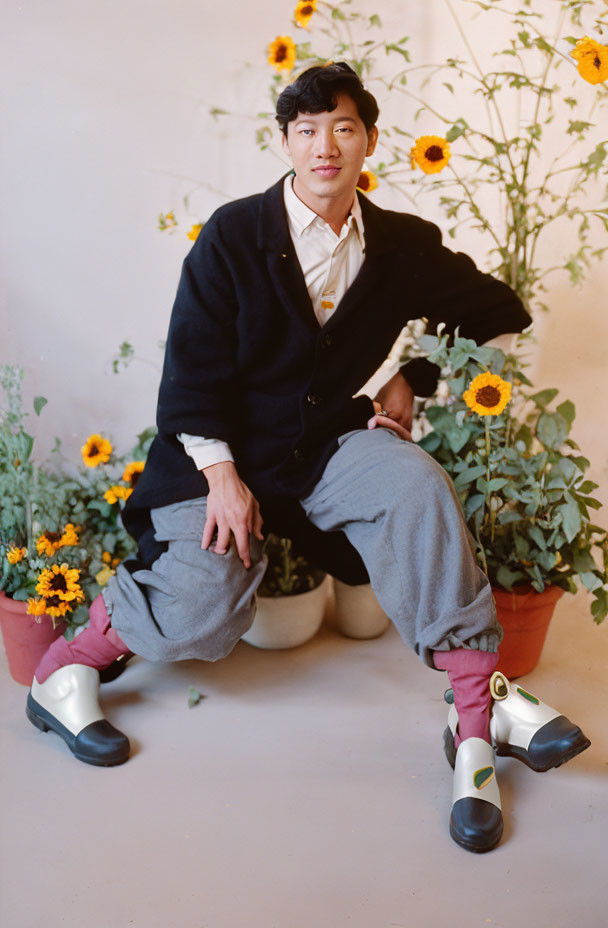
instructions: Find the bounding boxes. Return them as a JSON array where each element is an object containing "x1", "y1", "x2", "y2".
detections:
[
  {"x1": 294, "y1": 1, "x2": 316, "y2": 28},
  {"x1": 6, "y1": 546, "x2": 27, "y2": 564},
  {"x1": 27, "y1": 598, "x2": 47, "y2": 616},
  {"x1": 187, "y1": 224, "x2": 203, "y2": 242},
  {"x1": 122, "y1": 461, "x2": 145, "y2": 487},
  {"x1": 268, "y1": 36, "x2": 297, "y2": 72},
  {"x1": 411, "y1": 135, "x2": 451, "y2": 175}
]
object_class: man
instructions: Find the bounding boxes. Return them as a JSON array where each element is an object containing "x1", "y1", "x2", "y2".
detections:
[{"x1": 27, "y1": 63, "x2": 589, "y2": 853}]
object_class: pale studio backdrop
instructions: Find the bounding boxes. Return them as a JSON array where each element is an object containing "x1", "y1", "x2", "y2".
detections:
[{"x1": 2, "y1": 0, "x2": 607, "y2": 516}]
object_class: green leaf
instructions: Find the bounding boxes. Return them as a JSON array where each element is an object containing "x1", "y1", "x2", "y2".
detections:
[
  {"x1": 369, "y1": 13, "x2": 382, "y2": 27},
  {"x1": 528, "y1": 525, "x2": 546, "y2": 550},
  {"x1": 464, "y1": 493, "x2": 485, "y2": 519},
  {"x1": 496, "y1": 565, "x2": 526, "y2": 590},
  {"x1": 591, "y1": 589, "x2": 607, "y2": 624},
  {"x1": 188, "y1": 686, "x2": 205, "y2": 708},
  {"x1": 529, "y1": 388, "x2": 558, "y2": 409},
  {"x1": 557, "y1": 497, "x2": 582, "y2": 543},
  {"x1": 446, "y1": 118, "x2": 468, "y2": 142},
  {"x1": 537, "y1": 412, "x2": 569, "y2": 449},
  {"x1": 385, "y1": 43, "x2": 411, "y2": 61},
  {"x1": 33, "y1": 396, "x2": 48, "y2": 416},
  {"x1": 579, "y1": 572, "x2": 602, "y2": 592},
  {"x1": 453, "y1": 464, "x2": 486, "y2": 490},
  {"x1": 556, "y1": 400, "x2": 575, "y2": 428}
]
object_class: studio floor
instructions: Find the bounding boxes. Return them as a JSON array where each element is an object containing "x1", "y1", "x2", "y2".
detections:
[{"x1": 1, "y1": 589, "x2": 606, "y2": 928}]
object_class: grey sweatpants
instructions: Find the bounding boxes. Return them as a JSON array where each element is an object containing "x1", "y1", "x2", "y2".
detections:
[{"x1": 104, "y1": 428, "x2": 502, "y2": 669}]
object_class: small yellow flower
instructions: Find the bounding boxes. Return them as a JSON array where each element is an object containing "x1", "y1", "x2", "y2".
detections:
[
  {"x1": 268, "y1": 36, "x2": 297, "y2": 71},
  {"x1": 411, "y1": 136, "x2": 451, "y2": 174},
  {"x1": 187, "y1": 223, "x2": 203, "y2": 242},
  {"x1": 122, "y1": 461, "x2": 145, "y2": 488},
  {"x1": 356, "y1": 170, "x2": 378, "y2": 193},
  {"x1": 95, "y1": 566, "x2": 115, "y2": 587},
  {"x1": 463, "y1": 372, "x2": 512, "y2": 416},
  {"x1": 36, "y1": 563, "x2": 85, "y2": 604},
  {"x1": 294, "y1": 0, "x2": 316, "y2": 29},
  {"x1": 102, "y1": 551, "x2": 112, "y2": 564},
  {"x1": 111, "y1": 557, "x2": 121, "y2": 568},
  {"x1": 36, "y1": 523, "x2": 79, "y2": 557},
  {"x1": 571, "y1": 36, "x2": 608, "y2": 85},
  {"x1": 6, "y1": 546, "x2": 27, "y2": 565},
  {"x1": 104, "y1": 485, "x2": 132, "y2": 504},
  {"x1": 27, "y1": 598, "x2": 47, "y2": 616},
  {"x1": 81, "y1": 434, "x2": 113, "y2": 468}
]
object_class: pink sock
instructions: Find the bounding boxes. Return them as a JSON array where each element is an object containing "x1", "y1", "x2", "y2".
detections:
[
  {"x1": 34, "y1": 594, "x2": 131, "y2": 684},
  {"x1": 432, "y1": 648, "x2": 499, "y2": 748}
]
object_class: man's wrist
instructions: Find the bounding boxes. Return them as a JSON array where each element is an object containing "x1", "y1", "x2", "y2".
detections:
[{"x1": 202, "y1": 460, "x2": 237, "y2": 486}]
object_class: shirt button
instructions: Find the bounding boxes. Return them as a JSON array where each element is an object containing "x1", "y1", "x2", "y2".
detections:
[{"x1": 306, "y1": 393, "x2": 323, "y2": 406}]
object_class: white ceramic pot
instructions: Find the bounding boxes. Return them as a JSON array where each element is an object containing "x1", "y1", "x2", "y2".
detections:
[
  {"x1": 241, "y1": 576, "x2": 330, "y2": 650},
  {"x1": 332, "y1": 579, "x2": 390, "y2": 640}
]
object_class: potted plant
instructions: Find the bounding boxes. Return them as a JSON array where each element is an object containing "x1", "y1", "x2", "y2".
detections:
[
  {"x1": 409, "y1": 330, "x2": 607, "y2": 676},
  {"x1": 330, "y1": 578, "x2": 390, "y2": 640},
  {"x1": 240, "y1": 532, "x2": 329, "y2": 649},
  {"x1": 0, "y1": 365, "x2": 144, "y2": 685}
]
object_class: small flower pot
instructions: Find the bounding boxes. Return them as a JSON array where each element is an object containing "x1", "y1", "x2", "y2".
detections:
[
  {"x1": 332, "y1": 579, "x2": 390, "y2": 639},
  {"x1": 0, "y1": 591, "x2": 66, "y2": 686},
  {"x1": 493, "y1": 584, "x2": 564, "y2": 679},
  {"x1": 241, "y1": 576, "x2": 330, "y2": 650}
]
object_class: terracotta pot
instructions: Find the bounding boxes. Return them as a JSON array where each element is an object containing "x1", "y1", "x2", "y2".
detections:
[
  {"x1": 493, "y1": 584, "x2": 565, "y2": 679},
  {"x1": 0, "y1": 591, "x2": 66, "y2": 686}
]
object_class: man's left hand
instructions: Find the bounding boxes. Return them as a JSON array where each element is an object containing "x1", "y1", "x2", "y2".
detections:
[{"x1": 368, "y1": 372, "x2": 415, "y2": 441}]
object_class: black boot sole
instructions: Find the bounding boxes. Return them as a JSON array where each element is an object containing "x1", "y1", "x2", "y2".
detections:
[{"x1": 26, "y1": 694, "x2": 130, "y2": 767}]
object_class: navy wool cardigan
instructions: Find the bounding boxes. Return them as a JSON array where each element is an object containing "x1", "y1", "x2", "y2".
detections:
[{"x1": 122, "y1": 172, "x2": 531, "y2": 573}]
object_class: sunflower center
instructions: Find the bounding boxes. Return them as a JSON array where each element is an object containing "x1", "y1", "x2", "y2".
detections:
[
  {"x1": 275, "y1": 44, "x2": 287, "y2": 63},
  {"x1": 49, "y1": 574, "x2": 68, "y2": 593},
  {"x1": 425, "y1": 145, "x2": 444, "y2": 162},
  {"x1": 129, "y1": 470, "x2": 141, "y2": 487},
  {"x1": 593, "y1": 54, "x2": 601, "y2": 69},
  {"x1": 476, "y1": 385, "x2": 501, "y2": 407},
  {"x1": 89, "y1": 443, "x2": 99, "y2": 456},
  {"x1": 302, "y1": 3, "x2": 313, "y2": 13},
  {"x1": 46, "y1": 595, "x2": 62, "y2": 608},
  {"x1": 44, "y1": 531, "x2": 62, "y2": 544}
]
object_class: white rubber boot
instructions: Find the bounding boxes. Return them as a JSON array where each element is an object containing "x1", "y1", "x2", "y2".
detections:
[
  {"x1": 449, "y1": 737, "x2": 503, "y2": 853},
  {"x1": 27, "y1": 664, "x2": 130, "y2": 766}
]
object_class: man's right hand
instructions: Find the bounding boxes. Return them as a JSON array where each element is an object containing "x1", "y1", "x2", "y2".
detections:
[{"x1": 201, "y1": 461, "x2": 264, "y2": 569}]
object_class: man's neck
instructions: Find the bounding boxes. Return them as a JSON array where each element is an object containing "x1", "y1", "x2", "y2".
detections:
[{"x1": 292, "y1": 176, "x2": 355, "y2": 236}]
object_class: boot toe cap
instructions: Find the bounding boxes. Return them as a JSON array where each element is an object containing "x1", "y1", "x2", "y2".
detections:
[
  {"x1": 526, "y1": 715, "x2": 591, "y2": 771},
  {"x1": 450, "y1": 797, "x2": 503, "y2": 853},
  {"x1": 74, "y1": 720, "x2": 130, "y2": 766}
]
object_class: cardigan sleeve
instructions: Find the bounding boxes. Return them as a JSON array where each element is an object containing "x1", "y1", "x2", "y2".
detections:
[
  {"x1": 156, "y1": 218, "x2": 241, "y2": 443},
  {"x1": 399, "y1": 221, "x2": 532, "y2": 397}
]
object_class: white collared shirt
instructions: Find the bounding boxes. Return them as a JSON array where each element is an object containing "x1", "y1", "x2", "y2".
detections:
[{"x1": 179, "y1": 173, "x2": 366, "y2": 470}]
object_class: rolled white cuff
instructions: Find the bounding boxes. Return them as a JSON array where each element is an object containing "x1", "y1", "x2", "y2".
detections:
[{"x1": 177, "y1": 433, "x2": 234, "y2": 471}]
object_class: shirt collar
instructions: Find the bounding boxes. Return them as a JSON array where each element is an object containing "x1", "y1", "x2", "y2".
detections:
[{"x1": 283, "y1": 173, "x2": 365, "y2": 250}]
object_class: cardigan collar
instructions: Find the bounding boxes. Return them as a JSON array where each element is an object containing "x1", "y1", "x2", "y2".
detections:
[{"x1": 257, "y1": 171, "x2": 399, "y2": 257}]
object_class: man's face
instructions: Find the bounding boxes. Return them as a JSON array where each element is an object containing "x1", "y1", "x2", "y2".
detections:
[{"x1": 281, "y1": 91, "x2": 378, "y2": 209}]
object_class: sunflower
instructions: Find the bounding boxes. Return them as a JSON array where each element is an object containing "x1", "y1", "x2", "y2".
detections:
[
  {"x1": 6, "y1": 546, "x2": 27, "y2": 565},
  {"x1": 104, "y1": 485, "x2": 132, "y2": 504},
  {"x1": 187, "y1": 223, "x2": 203, "y2": 242},
  {"x1": 27, "y1": 598, "x2": 48, "y2": 617},
  {"x1": 36, "y1": 563, "x2": 85, "y2": 604},
  {"x1": 294, "y1": 1, "x2": 316, "y2": 29},
  {"x1": 81, "y1": 434, "x2": 113, "y2": 468},
  {"x1": 463, "y1": 372, "x2": 512, "y2": 416},
  {"x1": 571, "y1": 36, "x2": 608, "y2": 85},
  {"x1": 356, "y1": 170, "x2": 378, "y2": 193},
  {"x1": 122, "y1": 461, "x2": 145, "y2": 488},
  {"x1": 410, "y1": 136, "x2": 451, "y2": 174},
  {"x1": 268, "y1": 36, "x2": 297, "y2": 71},
  {"x1": 36, "y1": 523, "x2": 79, "y2": 557}
]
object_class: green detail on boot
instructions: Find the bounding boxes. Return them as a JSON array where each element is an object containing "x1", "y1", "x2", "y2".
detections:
[
  {"x1": 444, "y1": 688, "x2": 454, "y2": 704},
  {"x1": 516, "y1": 687, "x2": 540, "y2": 705},
  {"x1": 473, "y1": 766, "x2": 495, "y2": 790}
]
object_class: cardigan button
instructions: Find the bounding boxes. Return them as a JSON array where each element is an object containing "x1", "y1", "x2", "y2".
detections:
[
  {"x1": 293, "y1": 448, "x2": 304, "y2": 461},
  {"x1": 306, "y1": 393, "x2": 323, "y2": 407},
  {"x1": 321, "y1": 333, "x2": 333, "y2": 349}
]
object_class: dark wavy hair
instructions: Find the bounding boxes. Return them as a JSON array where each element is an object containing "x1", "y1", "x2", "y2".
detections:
[{"x1": 275, "y1": 62, "x2": 379, "y2": 136}]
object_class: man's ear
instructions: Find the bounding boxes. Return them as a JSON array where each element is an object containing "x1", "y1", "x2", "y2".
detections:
[
  {"x1": 281, "y1": 131, "x2": 291, "y2": 160},
  {"x1": 366, "y1": 125, "x2": 378, "y2": 157}
]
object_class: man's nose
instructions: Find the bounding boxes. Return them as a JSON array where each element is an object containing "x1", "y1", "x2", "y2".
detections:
[{"x1": 314, "y1": 129, "x2": 339, "y2": 158}]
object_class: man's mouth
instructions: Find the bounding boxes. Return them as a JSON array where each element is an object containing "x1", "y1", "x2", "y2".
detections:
[{"x1": 313, "y1": 166, "x2": 341, "y2": 177}]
